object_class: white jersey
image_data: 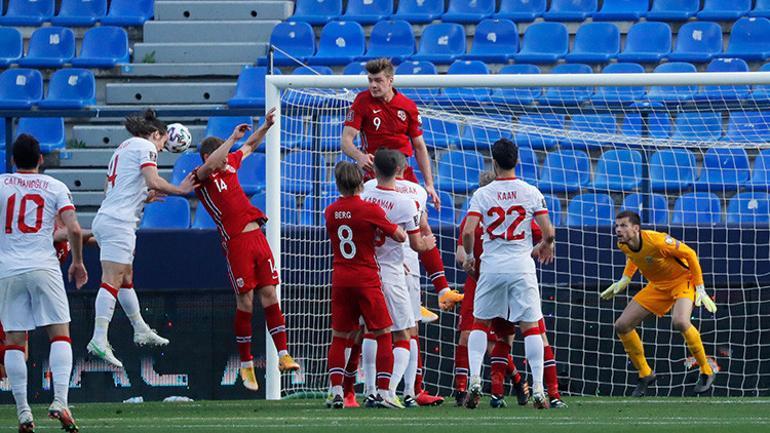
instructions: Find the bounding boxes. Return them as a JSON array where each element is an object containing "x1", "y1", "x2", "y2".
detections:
[
  {"x1": 467, "y1": 177, "x2": 548, "y2": 275},
  {"x1": 96, "y1": 137, "x2": 158, "y2": 226},
  {"x1": 394, "y1": 178, "x2": 427, "y2": 277},
  {"x1": 362, "y1": 181, "x2": 421, "y2": 283},
  {"x1": 0, "y1": 173, "x2": 75, "y2": 279}
]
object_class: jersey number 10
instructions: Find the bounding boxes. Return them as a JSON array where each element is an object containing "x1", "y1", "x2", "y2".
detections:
[{"x1": 5, "y1": 193, "x2": 44, "y2": 234}]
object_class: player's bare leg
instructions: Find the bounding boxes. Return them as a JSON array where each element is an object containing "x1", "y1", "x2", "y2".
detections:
[
  {"x1": 671, "y1": 298, "x2": 716, "y2": 394},
  {"x1": 119, "y1": 270, "x2": 168, "y2": 347},
  {"x1": 5, "y1": 331, "x2": 34, "y2": 431},
  {"x1": 256, "y1": 285, "x2": 299, "y2": 373},
  {"x1": 87, "y1": 260, "x2": 129, "y2": 368},
  {"x1": 235, "y1": 291, "x2": 259, "y2": 391},
  {"x1": 615, "y1": 301, "x2": 656, "y2": 397},
  {"x1": 44, "y1": 324, "x2": 78, "y2": 433}
]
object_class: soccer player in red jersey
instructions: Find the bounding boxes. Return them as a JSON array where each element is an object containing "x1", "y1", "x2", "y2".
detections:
[
  {"x1": 193, "y1": 108, "x2": 299, "y2": 392},
  {"x1": 324, "y1": 161, "x2": 408, "y2": 409}
]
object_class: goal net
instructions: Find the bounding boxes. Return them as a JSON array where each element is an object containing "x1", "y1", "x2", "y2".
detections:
[{"x1": 265, "y1": 69, "x2": 770, "y2": 399}]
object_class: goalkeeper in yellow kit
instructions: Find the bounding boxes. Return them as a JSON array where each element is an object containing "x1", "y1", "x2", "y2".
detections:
[{"x1": 602, "y1": 210, "x2": 717, "y2": 397}]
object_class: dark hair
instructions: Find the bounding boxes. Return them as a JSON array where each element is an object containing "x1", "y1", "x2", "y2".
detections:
[
  {"x1": 491, "y1": 138, "x2": 518, "y2": 170},
  {"x1": 124, "y1": 108, "x2": 167, "y2": 138},
  {"x1": 198, "y1": 136, "x2": 224, "y2": 160},
  {"x1": 365, "y1": 58, "x2": 395, "y2": 77},
  {"x1": 616, "y1": 210, "x2": 641, "y2": 227},
  {"x1": 373, "y1": 148, "x2": 400, "y2": 178},
  {"x1": 12, "y1": 134, "x2": 41, "y2": 170},
  {"x1": 335, "y1": 161, "x2": 363, "y2": 196}
]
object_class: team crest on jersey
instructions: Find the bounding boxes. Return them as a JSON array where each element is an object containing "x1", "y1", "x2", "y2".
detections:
[
  {"x1": 346, "y1": 109, "x2": 355, "y2": 122},
  {"x1": 398, "y1": 110, "x2": 407, "y2": 121},
  {"x1": 665, "y1": 236, "x2": 674, "y2": 245},
  {"x1": 236, "y1": 278, "x2": 244, "y2": 288},
  {"x1": 148, "y1": 151, "x2": 158, "y2": 162}
]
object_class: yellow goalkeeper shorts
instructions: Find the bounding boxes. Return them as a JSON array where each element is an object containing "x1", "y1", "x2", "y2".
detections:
[{"x1": 632, "y1": 279, "x2": 695, "y2": 317}]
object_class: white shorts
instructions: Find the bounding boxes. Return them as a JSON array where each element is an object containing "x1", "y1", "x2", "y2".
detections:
[
  {"x1": 382, "y1": 278, "x2": 416, "y2": 332},
  {"x1": 474, "y1": 272, "x2": 543, "y2": 323},
  {"x1": 92, "y1": 213, "x2": 136, "y2": 265},
  {"x1": 406, "y1": 274, "x2": 421, "y2": 323},
  {"x1": 0, "y1": 269, "x2": 71, "y2": 331}
]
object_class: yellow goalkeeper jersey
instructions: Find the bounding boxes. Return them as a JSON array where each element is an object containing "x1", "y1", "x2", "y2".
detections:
[{"x1": 618, "y1": 230, "x2": 705, "y2": 288}]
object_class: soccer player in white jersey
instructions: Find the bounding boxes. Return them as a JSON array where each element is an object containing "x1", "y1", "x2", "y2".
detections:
[
  {"x1": 0, "y1": 134, "x2": 88, "y2": 433},
  {"x1": 87, "y1": 109, "x2": 196, "y2": 368},
  {"x1": 361, "y1": 149, "x2": 435, "y2": 407},
  {"x1": 461, "y1": 138, "x2": 555, "y2": 410}
]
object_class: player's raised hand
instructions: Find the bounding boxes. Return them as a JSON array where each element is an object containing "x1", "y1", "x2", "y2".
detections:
[
  {"x1": 356, "y1": 153, "x2": 375, "y2": 172},
  {"x1": 695, "y1": 285, "x2": 717, "y2": 313},
  {"x1": 230, "y1": 123, "x2": 252, "y2": 142},
  {"x1": 68, "y1": 261, "x2": 88, "y2": 289},
  {"x1": 260, "y1": 107, "x2": 277, "y2": 131},
  {"x1": 532, "y1": 241, "x2": 555, "y2": 265},
  {"x1": 425, "y1": 184, "x2": 441, "y2": 210},
  {"x1": 601, "y1": 276, "x2": 631, "y2": 300}
]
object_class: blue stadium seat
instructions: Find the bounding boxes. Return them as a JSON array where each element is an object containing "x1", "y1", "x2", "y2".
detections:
[
  {"x1": 238, "y1": 154, "x2": 266, "y2": 195},
  {"x1": 647, "y1": 62, "x2": 697, "y2": 103},
  {"x1": 359, "y1": 20, "x2": 415, "y2": 63},
  {"x1": 512, "y1": 113, "x2": 564, "y2": 151},
  {"x1": 171, "y1": 152, "x2": 202, "y2": 185},
  {"x1": 621, "y1": 112, "x2": 672, "y2": 139},
  {"x1": 16, "y1": 118, "x2": 66, "y2": 153},
  {"x1": 251, "y1": 192, "x2": 266, "y2": 213},
  {"x1": 458, "y1": 115, "x2": 512, "y2": 150},
  {"x1": 395, "y1": 61, "x2": 439, "y2": 103},
  {"x1": 670, "y1": 111, "x2": 722, "y2": 141},
  {"x1": 0, "y1": 28, "x2": 22, "y2": 67},
  {"x1": 290, "y1": 0, "x2": 342, "y2": 25},
  {"x1": 140, "y1": 197, "x2": 191, "y2": 229},
  {"x1": 411, "y1": 23, "x2": 466, "y2": 64},
  {"x1": 749, "y1": 149, "x2": 770, "y2": 191},
  {"x1": 488, "y1": 64, "x2": 541, "y2": 105},
  {"x1": 439, "y1": 60, "x2": 491, "y2": 106},
  {"x1": 695, "y1": 148, "x2": 750, "y2": 192},
  {"x1": 281, "y1": 66, "x2": 335, "y2": 107},
  {"x1": 299, "y1": 195, "x2": 337, "y2": 226},
  {"x1": 512, "y1": 22, "x2": 568, "y2": 64},
  {"x1": 0, "y1": 150, "x2": 5, "y2": 174},
  {"x1": 100, "y1": 0, "x2": 154, "y2": 26},
  {"x1": 267, "y1": 22, "x2": 315, "y2": 66},
  {"x1": 205, "y1": 116, "x2": 254, "y2": 149},
  {"x1": 343, "y1": 61, "x2": 367, "y2": 75},
  {"x1": 435, "y1": 151, "x2": 486, "y2": 194},
  {"x1": 672, "y1": 192, "x2": 722, "y2": 225},
  {"x1": 697, "y1": 0, "x2": 750, "y2": 20},
  {"x1": 282, "y1": 152, "x2": 324, "y2": 195},
  {"x1": 192, "y1": 205, "x2": 216, "y2": 229},
  {"x1": 71, "y1": 26, "x2": 130, "y2": 68},
  {"x1": 723, "y1": 111, "x2": 770, "y2": 143},
  {"x1": 443, "y1": 0, "x2": 494, "y2": 23},
  {"x1": 18, "y1": 27, "x2": 75, "y2": 68},
  {"x1": 309, "y1": 21, "x2": 365, "y2": 65},
  {"x1": 538, "y1": 64, "x2": 593, "y2": 105},
  {"x1": 543, "y1": 0, "x2": 597, "y2": 21},
  {"x1": 343, "y1": 0, "x2": 392, "y2": 24},
  {"x1": 617, "y1": 22, "x2": 671, "y2": 63},
  {"x1": 39, "y1": 69, "x2": 96, "y2": 109},
  {"x1": 538, "y1": 150, "x2": 591, "y2": 193},
  {"x1": 752, "y1": 0, "x2": 770, "y2": 17},
  {"x1": 516, "y1": 145, "x2": 538, "y2": 183},
  {"x1": 647, "y1": 0, "x2": 699, "y2": 21},
  {"x1": 426, "y1": 191, "x2": 456, "y2": 229},
  {"x1": 725, "y1": 17, "x2": 770, "y2": 61},
  {"x1": 0, "y1": 0, "x2": 54, "y2": 25},
  {"x1": 559, "y1": 113, "x2": 617, "y2": 151},
  {"x1": 594, "y1": 0, "x2": 649, "y2": 20},
  {"x1": 591, "y1": 63, "x2": 645, "y2": 105},
  {"x1": 228, "y1": 67, "x2": 280, "y2": 109},
  {"x1": 279, "y1": 116, "x2": 308, "y2": 150},
  {"x1": 462, "y1": 19, "x2": 518, "y2": 63},
  {"x1": 649, "y1": 148, "x2": 696, "y2": 192},
  {"x1": 0, "y1": 69, "x2": 43, "y2": 109},
  {"x1": 52, "y1": 0, "x2": 106, "y2": 26},
  {"x1": 0, "y1": 119, "x2": 4, "y2": 149},
  {"x1": 593, "y1": 149, "x2": 643, "y2": 192},
  {"x1": 301, "y1": 115, "x2": 346, "y2": 151},
  {"x1": 567, "y1": 194, "x2": 615, "y2": 227},
  {"x1": 565, "y1": 22, "x2": 620, "y2": 64},
  {"x1": 421, "y1": 118, "x2": 460, "y2": 150},
  {"x1": 622, "y1": 193, "x2": 669, "y2": 225},
  {"x1": 695, "y1": 58, "x2": 751, "y2": 102},
  {"x1": 276, "y1": 194, "x2": 302, "y2": 226},
  {"x1": 496, "y1": 0, "x2": 546, "y2": 21},
  {"x1": 393, "y1": 0, "x2": 444, "y2": 23},
  {"x1": 668, "y1": 21, "x2": 723, "y2": 63},
  {"x1": 726, "y1": 192, "x2": 770, "y2": 225},
  {"x1": 543, "y1": 195, "x2": 562, "y2": 226}
]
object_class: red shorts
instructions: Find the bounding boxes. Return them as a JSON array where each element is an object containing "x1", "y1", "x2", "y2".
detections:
[
  {"x1": 364, "y1": 165, "x2": 419, "y2": 184},
  {"x1": 331, "y1": 285, "x2": 392, "y2": 332},
  {"x1": 225, "y1": 229, "x2": 279, "y2": 294},
  {"x1": 538, "y1": 317, "x2": 547, "y2": 334}
]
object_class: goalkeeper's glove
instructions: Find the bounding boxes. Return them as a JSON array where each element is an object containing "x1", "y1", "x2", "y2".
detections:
[
  {"x1": 438, "y1": 288, "x2": 464, "y2": 311},
  {"x1": 601, "y1": 276, "x2": 631, "y2": 300},
  {"x1": 694, "y1": 285, "x2": 717, "y2": 313}
]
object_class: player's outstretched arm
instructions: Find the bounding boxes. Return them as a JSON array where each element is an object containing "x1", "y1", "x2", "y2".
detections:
[
  {"x1": 601, "y1": 259, "x2": 636, "y2": 300},
  {"x1": 196, "y1": 123, "x2": 252, "y2": 182},
  {"x1": 461, "y1": 214, "x2": 481, "y2": 274},
  {"x1": 408, "y1": 231, "x2": 435, "y2": 253},
  {"x1": 412, "y1": 135, "x2": 440, "y2": 209},
  {"x1": 341, "y1": 126, "x2": 373, "y2": 171},
  {"x1": 391, "y1": 226, "x2": 407, "y2": 243},
  {"x1": 240, "y1": 108, "x2": 276, "y2": 159},
  {"x1": 59, "y1": 209, "x2": 87, "y2": 289},
  {"x1": 142, "y1": 165, "x2": 197, "y2": 195},
  {"x1": 532, "y1": 212, "x2": 555, "y2": 265}
]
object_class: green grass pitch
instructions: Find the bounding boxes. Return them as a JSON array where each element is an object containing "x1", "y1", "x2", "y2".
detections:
[{"x1": 2, "y1": 398, "x2": 769, "y2": 432}]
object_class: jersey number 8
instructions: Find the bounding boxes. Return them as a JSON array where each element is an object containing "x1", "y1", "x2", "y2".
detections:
[{"x1": 338, "y1": 224, "x2": 357, "y2": 259}]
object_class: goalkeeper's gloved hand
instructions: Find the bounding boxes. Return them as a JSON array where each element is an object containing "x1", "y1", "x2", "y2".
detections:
[
  {"x1": 694, "y1": 285, "x2": 717, "y2": 313},
  {"x1": 601, "y1": 276, "x2": 631, "y2": 300},
  {"x1": 438, "y1": 288, "x2": 464, "y2": 311}
]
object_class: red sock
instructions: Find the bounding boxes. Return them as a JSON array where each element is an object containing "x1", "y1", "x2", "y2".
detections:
[
  {"x1": 328, "y1": 336, "x2": 348, "y2": 387},
  {"x1": 419, "y1": 246, "x2": 449, "y2": 293},
  {"x1": 544, "y1": 344, "x2": 561, "y2": 399},
  {"x1": 490, "y1": 341, "x2": 511, "y2": 396},
  {"x1": 234, "y1": 309, "x2": 253, "y2": 363},
  {"x1": 413, "y1": 336, "x2": 424, "y2": 393},
  {"x1": 506, "y1": 354, "x2": 521, "y2": 384},
  {"x1": 375, "y1": 333, "x2": 394, "y2": 391},
  {"x1": 454, "y1": 344, "x2": 469, "y2": 392},
  {"x1": 263, "y1": 303, "x2": 288, "y2": 354},
  {"x1": 343, "y1": 341, "x2": 361, "y2": 395}
]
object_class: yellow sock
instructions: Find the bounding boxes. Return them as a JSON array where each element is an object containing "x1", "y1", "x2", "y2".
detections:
[
  {"x1": 682, "y1": 325, "x2": 714, "y2": 375},
  {"x1": 618, "y1": 330, "x2": 653, "y2": 378}
]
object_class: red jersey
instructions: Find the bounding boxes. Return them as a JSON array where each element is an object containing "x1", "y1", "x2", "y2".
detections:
[
  {"x1": 325, "y1": 195, "x2": 399, "y2": 288},
  {"x1": 458, "y1": 215, "x2": 484, "y2": 279},
  {"x1": 344, "y1": 89, "x2": 423, "y2": 157},
  {"x1": 194, "y1": 151, "x2": 267, "y2": 244}
]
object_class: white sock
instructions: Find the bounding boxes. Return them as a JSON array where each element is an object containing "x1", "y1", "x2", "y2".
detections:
[
  {"x1": 389, "y1": 344, "x2": 410, "y2": 394},
  {"x1": 118, "y1": 288, "x2": 149, "y2": 332},
  {"x1": 5, "y1": 349, "x2": 31, "y2": 420},
  {"x1": 524, "y1": 334, "x2": 545, "y2": 392},
  {"x1": 92, "y1": 288, "x2": 117, "y2": 342},
  {"x1": 467, "y1": 330, "x2": 488, "y2": 379},
  {"x1": 402, "y1": 338, "x2": 418, "y2": 397},
  {"x1": 362, "y1": 337, "x2": 377, "y2": 396},
  {"x1": 344, "y1": 347, "x2": 352, "y2": 364},
  {"x1": 331, "y1": 385, "x2": 343, "y2": 397},
  {"x1": 49, "y1": 341, "x2": 73, "y2": 407}
]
